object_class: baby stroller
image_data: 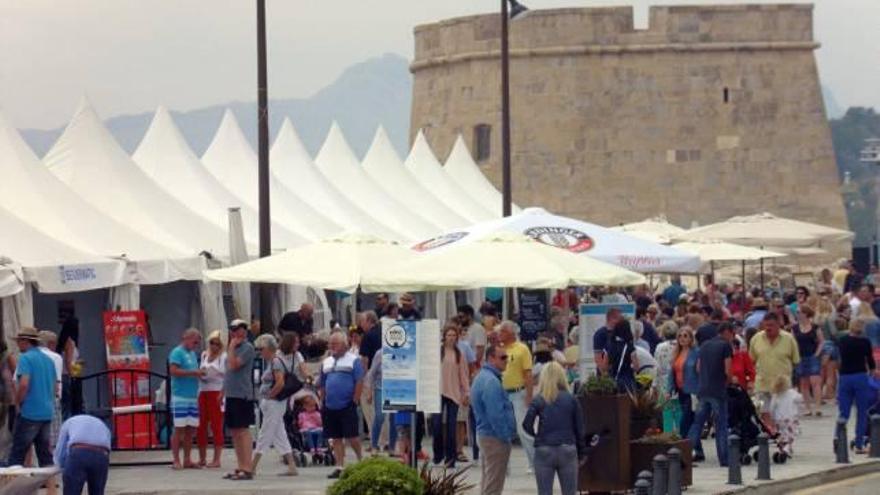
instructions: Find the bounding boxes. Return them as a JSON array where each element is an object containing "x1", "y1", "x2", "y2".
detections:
[
  {"x1": 726, "y1": 385, "x2": 788, "y2": 464},
  {"x1": 284, "y1": 388, "x2": 334, "y2": 467}
]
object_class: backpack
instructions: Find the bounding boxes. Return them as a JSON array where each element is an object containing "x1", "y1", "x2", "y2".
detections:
[{"x1": 274, "y1": 357, "x2": 303, "y2": 401}]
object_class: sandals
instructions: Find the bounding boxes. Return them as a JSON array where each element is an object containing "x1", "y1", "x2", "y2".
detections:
[{"x1": 223, "y1": 469, "x2": 254, "y2": 480}]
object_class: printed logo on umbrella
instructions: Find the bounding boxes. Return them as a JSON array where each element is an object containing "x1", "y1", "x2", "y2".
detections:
[
  {"x1": 411, "y1": 231, "x2": 468, "y2": 252},
  {"x1": 524, "y1": 226, "x2": 595, "y2": 253}
]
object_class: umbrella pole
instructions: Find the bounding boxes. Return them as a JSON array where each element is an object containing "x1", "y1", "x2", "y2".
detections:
[
  {"x1": 760, "y1": 258, "x2": 765, "y2": 291},
  {"x1": 741, "y1": 260, "x2": 746, "y2": 287},
  {"x1": 710, "y1": 261, "x2": 715, "y2": 283}
]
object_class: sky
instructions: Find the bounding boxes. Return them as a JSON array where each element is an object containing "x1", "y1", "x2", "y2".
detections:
[{"x1": 1, "y1": 0, "x2": 877, "y2": 129}]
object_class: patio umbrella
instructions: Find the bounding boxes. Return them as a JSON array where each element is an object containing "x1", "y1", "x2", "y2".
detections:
[
  {"x1": 409, "y1": 207, "x2": 700, "y2": 274},
  {"x1": 610, "y1": 215, "x2": 686, "y2": 244},
  {"x1": 672, "y1": 241, "x2": 786, "y2": 262},
  {"x1": 375, "y1": 232, "x2": 646, "y2": 290},
  {"x1": 673, "y1": 212, "x2": 853, "y2": 248}
]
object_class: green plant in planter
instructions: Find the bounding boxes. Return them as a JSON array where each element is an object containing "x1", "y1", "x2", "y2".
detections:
[
  {"x1": 419, "y1": 462, "x2": 476, "y2": 495},
  {"x1": 627, "y1": 388, "x2": 661, "y2": 417},
  {"x1": 632, "y1": 431, "x2": 682, "y2": 444},
  {"x1": 580, "y1": 374, "x2": 618, "y2": 396},
  {"x1": 327, "y1": 457, "x2": 423, "y2": 495}
]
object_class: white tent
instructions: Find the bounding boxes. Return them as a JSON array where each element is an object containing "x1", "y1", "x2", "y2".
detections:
[
  {"x1": 0, "y1": 260, "x2": 23, "y2": 298},
  {"x1": 362, "y1": 127, "x2": 469, "y2": 231},
  {"x1": 443, "y1": 135, "x2": 519, "y2": 217},
  {"x1": 410, "y1": 207, "x2": 701, "y2": 274},
  {"x1": 0, "y1": 204, "x2": 127, "y2": 293},
  {"x1": 314, "y1": 123, "x2": 437, "y2": 241},
  {"x1": 270, "y1": 119, "x2": 401, "y2": 241},
  {"x1": 201, "y1": 109, "x2": 341, "y2": 241},
  {"x1": 44, "y1": 99, "x2": 230, "y2": 258},
  {"x1": 0, "y1": 109, "x2": 204, "y2": 284},
  {"x1": 406, "y1": 131, "x2": 494, "y2": 223},
  {"x1": 132, "y1": 107, "x2": 305, "y2": 248}
]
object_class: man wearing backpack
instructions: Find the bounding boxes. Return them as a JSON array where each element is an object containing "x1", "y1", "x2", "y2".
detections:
[{"x1": 318, "y1": 331, "x2": 365, "y2": 479}]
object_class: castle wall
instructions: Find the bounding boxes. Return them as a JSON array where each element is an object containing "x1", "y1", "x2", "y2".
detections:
[{"x1": 409, "y1": 4, "x2": 847, "y2": 232}]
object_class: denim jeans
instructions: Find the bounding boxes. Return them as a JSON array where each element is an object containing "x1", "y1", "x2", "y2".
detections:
[
  {"x1": 7, "y1": 416, "x2": 52, "y2": 467},
  {"x1": 677, "y1": 391, "x2": 702, "y2": 454},
  {"x1": 431, "y1": 396, "x2": 459, "y2": 465},
  {"x1": 304, "y1": 429, "x2": 324, "y2": 452},
  {"x1": 509, "y1": 389, "x2": 535, "y2": 469},
  {"x1": 688, "y1": 396, "x2": 728, "y2": 466},
  {"x1": 63, "y1": 448, "x2": 109, "y2": 495},
  {"x1": 371, "y1": 387, "x2": 396, "y2": 450},
  {"x1": 468, "y1": 405, "x2": 479, "y2": 460},
  {"x1": 838, "y1": 373, "x2": 875, "y2": 448},
  {"x1": 534, "y1": 444, "x2": 578, "y2": 495}
]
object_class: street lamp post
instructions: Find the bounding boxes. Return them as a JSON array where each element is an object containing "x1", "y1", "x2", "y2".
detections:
[{"x1": 256, "y1": 0, "x2": 272, "y2": 333}]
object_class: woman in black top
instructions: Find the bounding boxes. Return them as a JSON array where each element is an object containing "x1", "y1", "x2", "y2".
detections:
[
  {"x1": 836, "y1": 318, "x2": 878, "y2": 454},
  {"x1": 793, "y1": 306, "x2": 824, "y2": 416}
]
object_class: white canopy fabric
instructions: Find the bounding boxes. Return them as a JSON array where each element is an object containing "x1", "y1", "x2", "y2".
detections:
[
  {"x1": 270, "y1": 119, "x2": 401, "y2": 241},
  {"x1": 0, "y1": 109, "x2": 204, "y2": 284},
  {"x1": 0, "y1": 260, "x2": 23, "y2": 298},
  {"x1": 133, "y1": 107, "x2": 305, "y2": 248},
  {"x1": 362, "y1": 127, "x2": 469, "y2": 231},
  {"x1": 410, "y1": 207, "x2": 701, "y2": 274},
  {"x1": 611, "y1": 216, "x2": 686, "y2": 245},
  {"x1": 443, "y1": 135, "x2": 520, "y2": 217},
  {"x1": 674, "y1": 212, "x2": 854, "y2": 248},
  {"x1": 0, "y1": 204, "x2": 127, "y2": 293},
  {"x1": 375, "y1": 231, "x2": 646, "y2": 290},
  {"x1": 44, "y1": 99, "x2": 229, "y2": 258},
  {"x1": 406, "y1": 131, "x2": 494, "y2": 223},
  {"x1": 201, "y1": 110, "x2": 341, "y2": 241},
  {"x1": 314, "y1": 123, "x2": 437, "y2": 241},
  {"x1": 205, "y1": 232, "x2": 420, "y2": 294},
  {"x1": 672, "y1": 241, "x2": 787, "y2": 262}
]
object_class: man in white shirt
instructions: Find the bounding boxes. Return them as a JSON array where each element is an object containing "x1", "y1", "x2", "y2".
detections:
[
  {"x1": 458, "y1": 305, "x2": 486, "y2": 367},
  {"x1": 38, "y1": 331, "x2": 63, "y2": 449}
]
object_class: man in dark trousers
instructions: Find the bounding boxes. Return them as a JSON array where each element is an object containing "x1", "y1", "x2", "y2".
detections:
[{"x1": 688, "y1": 322, "x2": 734, "y2": 466}]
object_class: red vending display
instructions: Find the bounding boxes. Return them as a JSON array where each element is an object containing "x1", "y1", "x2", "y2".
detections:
[{"x1": 103, "y1": 310, "x2": 152, "y2": 448}]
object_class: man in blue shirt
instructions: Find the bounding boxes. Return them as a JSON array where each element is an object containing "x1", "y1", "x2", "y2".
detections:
[
  {"x1": 662, "y1": 276, "x2": 687, "y2": 306},
  {"x1": 592, "y1": 308, "x2": 622, "y2": 369},
  {"x1": 470, "y1": 345, "x2": 516, "y2": 495},
  {"x1": 54, "y1": 414, "x2": 111, "y2": 495},
  {"x1": 8, "y1": 327, "x2": 57, "y2": 467},
  {"x1": 168, "y1": 328, "x2": 203, "y2": 470},
  {"x1": 318, "y1": 331, "x2": 364, "y2": 479}
]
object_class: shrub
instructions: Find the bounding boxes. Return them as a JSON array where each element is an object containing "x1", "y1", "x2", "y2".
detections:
[
  {"x1": 419, "y1": 462, "x2": 475, "y2": 495},
  {"x1": 327, "y1": 457, "x2": 423, "y2": 495}
]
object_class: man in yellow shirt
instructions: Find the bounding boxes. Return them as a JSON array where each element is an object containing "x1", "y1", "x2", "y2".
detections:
[
  {"x1": 498, "y1": 321, "x2": 535, "y2": 472},
  {"x1": 748, "y1": 313, "x2": 800, "y2": 428}
]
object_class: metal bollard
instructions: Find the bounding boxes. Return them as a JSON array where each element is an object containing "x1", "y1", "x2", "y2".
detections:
[
  {"x1": 835, "y1": 417, "x2": 850, "y2": 464},
  {"x1": 637, "y1": 470, "x2": 654, "y2": 493},
  {"x1": 667, "y1": 447, "x2": 682, "y2": 495},
  {"x1": 635, "y1": 479, "x2": 652, "y2": 495},
  {"x1": 870, "y1": 415, "x2": 880, "y2": 458},
  {"x1": 728, "y1": 434, "x2": 742, "y2": 485},
  {"x1": 756, "y1": 433, "x2": 771, "y2": 480},
  {"x1": 652, "y1": 454, "x2": 669, "y2": 495}
]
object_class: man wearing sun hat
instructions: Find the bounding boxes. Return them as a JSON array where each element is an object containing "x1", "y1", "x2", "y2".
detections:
[{"x1": 7, "y1": 327, "x2": 57, "y2": 467}]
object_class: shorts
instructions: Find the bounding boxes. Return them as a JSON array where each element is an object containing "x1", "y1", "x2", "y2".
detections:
[
  {"x1": 171, "y1": 396, "x2": 199, "y2": 428},
  {"x1": 797, "y1": 355, "x2": 821, "y2": 377},
  {"x1": 322, "y1": 403, "x2": 358, "y2": 440},
  {"x1": 224, "y1": 397, "x2": 255, "y2": 429},
  {"x1": 757, "y1": 392, "x2": 773, "y2": 414},
  {"x1": 821, "y1": 341, "x2": 839, "y2": 361}
]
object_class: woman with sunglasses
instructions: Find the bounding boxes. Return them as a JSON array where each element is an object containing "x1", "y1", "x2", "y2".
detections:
[
  {"x1": 668, "y1": 327, "x2": 703, "y2": 459},
  {"x1": 197, "y1": 330, "x2": 226, "y2": 468}
]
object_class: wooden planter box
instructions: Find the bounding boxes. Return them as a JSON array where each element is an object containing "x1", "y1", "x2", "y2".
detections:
[
  {"x1": 578, "y1": 394, "x2": 631, "y2": 493},
  {"x1": 630, "y1": 413, "x2": 662, "y2": 440},
  {"x1": 629, "y1": 438, "x2": 693, "y2": 487}
]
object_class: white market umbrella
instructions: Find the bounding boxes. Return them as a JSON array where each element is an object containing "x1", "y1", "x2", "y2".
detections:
[
  {"x1": 375, "y1": 232, "x2": 645, "y2": 290},
  {"x1": 611, "y1": 216, "x2": 685, "y2": 244},
  {"x1": 672, "y1": 241, "x2": 786, "y2": 262},
  {"x1": 410, "y1": 207, "x2": 700, "y2": 274},
  {"x1": 204, "y1": 232, "x2": 420, "y2": 294},
  {"x1": 673, "y1": 212, "x2": 853, "y2": 248}
]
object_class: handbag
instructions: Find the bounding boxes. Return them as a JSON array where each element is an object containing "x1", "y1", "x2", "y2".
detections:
[{"x1": 274, "y1": 357, "x2": 303, "y2": 401}]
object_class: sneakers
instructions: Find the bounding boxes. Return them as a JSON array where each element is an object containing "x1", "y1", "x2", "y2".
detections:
[
  {"x1": 327, "y1": 468, "x2": 343, "y2": 479},
  {"x1": 693, "y1": 452, "x2": 706, "y2": 463}
]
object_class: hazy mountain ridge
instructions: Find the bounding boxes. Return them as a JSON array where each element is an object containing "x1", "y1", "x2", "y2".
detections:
[{"x1": 20, "y1": 53, "x2": 412, "y2": 159}]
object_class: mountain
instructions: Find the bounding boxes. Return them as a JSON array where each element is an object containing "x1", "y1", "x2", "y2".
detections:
[
  {"x1": 831, "y1": 107, "x2": 880, "y2": 246},
  {"x1": 20, "y1": 53, "x2": 413, "y2": 159}
]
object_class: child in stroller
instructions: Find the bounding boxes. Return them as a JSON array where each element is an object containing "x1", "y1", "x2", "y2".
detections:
[
  {"x1": 285, "y1": 389, "x2": 334, "y2": 467},
  {"x1": 727, "y1": 384, "x2": 789, "y2": 464}
]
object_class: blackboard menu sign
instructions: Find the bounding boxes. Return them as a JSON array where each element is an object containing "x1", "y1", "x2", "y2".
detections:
[{"x1": 518, "y1": 289, "x2": 548, "y2": 342}]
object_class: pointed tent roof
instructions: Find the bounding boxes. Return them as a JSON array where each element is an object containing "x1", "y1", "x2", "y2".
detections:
[
  {"x1": 44, "y1": 99, "x2": 229, "y2": 256},
  {"x1": 270, "y1": 119, "x2": 401, "y2": 240},
  {"x1": 0, "y1": 109, "x2": 203, "y2": 284},
  {"x1": 405, "y1": 131, "x2": 494, "y2": 223},
  {"x1": 443, "y1": 135, "x2": 519, "y2": 217},
  {"x1": 201, "y1": 109, "x2": 341, "y2": 241},
  {"x1": 362, "y1": 127, "x2": 469, "y2": 231},
  {"x1": 0, "y1": 204, "x2": 128, "y2": 293},
  {"x1": 132, "y1": 107, "x2": 305, "y2": 248},
  {"x1": 314, "y1": 123, "x2": 437, "y2": 240}
]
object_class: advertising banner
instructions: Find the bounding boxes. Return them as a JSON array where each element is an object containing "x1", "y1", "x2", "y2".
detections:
[
  {"x1": 578, "y1": 303, "x2": 636, "y2": 379},
  {"x1": 381, "y1": 319, "x2": 440, "y2": 414},
  {"x1": 103, "y1": 310, "x2": 152, "y2": 448}
]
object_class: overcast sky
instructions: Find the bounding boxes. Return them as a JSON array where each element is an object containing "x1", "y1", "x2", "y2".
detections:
[{"x1": 1, "y1": 0, "x2": 877, "y2": 129}]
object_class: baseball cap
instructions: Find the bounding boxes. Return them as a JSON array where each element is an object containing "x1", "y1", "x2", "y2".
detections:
[{"x1": 229, "y1": 318, "x2": 248, "y2": 330}]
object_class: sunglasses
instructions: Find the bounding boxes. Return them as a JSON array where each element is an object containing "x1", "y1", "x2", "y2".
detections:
[{"x1": 209, "y1": 341, "x2": 221, "y2": 346}]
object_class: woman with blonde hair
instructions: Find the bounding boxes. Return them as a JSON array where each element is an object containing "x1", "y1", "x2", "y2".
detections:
[
  {"x1": 522, "y1": 362, "x2": 586, "y2": 495},
  {"x1": 197, "y1": 330, "x2": 226, "y2": 468},
  {"x1": 813, "y1": 296, "x2": 840, "y2": 400}
]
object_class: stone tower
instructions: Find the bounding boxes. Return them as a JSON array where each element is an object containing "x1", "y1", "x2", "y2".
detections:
[{"x1": 409, "y1": 4, "x2": 848, "y2": 232}]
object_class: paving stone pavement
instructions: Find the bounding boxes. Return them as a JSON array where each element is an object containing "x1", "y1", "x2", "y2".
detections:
[{"x1": 102, "y1": 400, "x2": 876, "y2": 494}]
